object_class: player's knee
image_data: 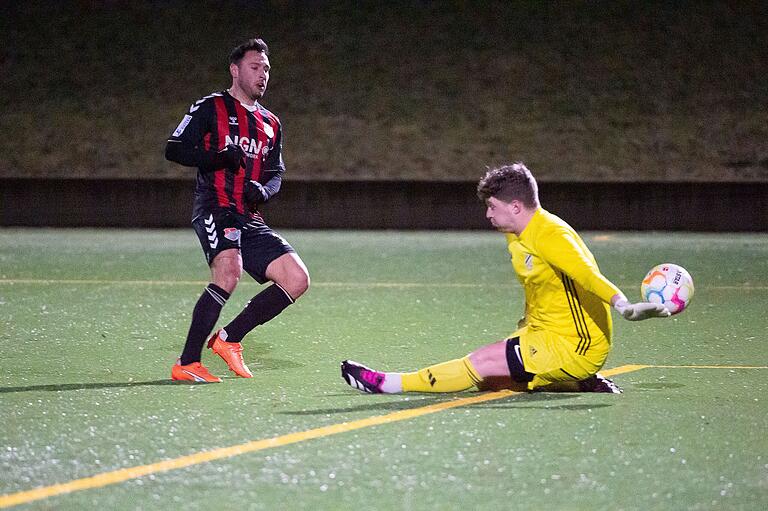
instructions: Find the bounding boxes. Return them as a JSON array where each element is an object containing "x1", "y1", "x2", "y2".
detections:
[
  {"x1": 468, "y1": 341, "x2": 509, "y2": 378},
  {"x1": 266, "y1": 254, "x2": 309, "y2": 299},
  {"x1": 211, "y1": 250, "x2": 243, "y2": 292},
  {"x1": 287, "y1": 267, "x2": 310, "y2": 298},
  {"x1": 213, "y1": 263, "x2": 242, "y2": 293},
  {"x1": 468, "y1": 350, "x2": 495, "y2": 374},
  {"x1": 217, "y1": 273, "x2": 241, "y2": 293}
]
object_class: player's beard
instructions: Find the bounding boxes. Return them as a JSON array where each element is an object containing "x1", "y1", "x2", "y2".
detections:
[
  {"x1": 248, "y1": 80, "x2": 266, "y2": 100},
  {"x1": 251, "y1": 86, "x2": 265, "y2": 99},
  {"x1": 235, "y1": 77, "x2": 265, "y2": 102}
]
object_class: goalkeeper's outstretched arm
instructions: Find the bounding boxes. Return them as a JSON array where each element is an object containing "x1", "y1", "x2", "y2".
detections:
[{"x1": 611, "y1": 293, "x2": 671, "y2": 321}]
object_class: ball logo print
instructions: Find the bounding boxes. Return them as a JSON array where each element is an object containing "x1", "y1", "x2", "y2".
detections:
[{"x1": 640, "y1": 263, "x2": 694, "y2": 315}]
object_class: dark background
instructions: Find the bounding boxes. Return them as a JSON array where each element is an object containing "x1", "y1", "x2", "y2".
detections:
[{"x1": 1, "y1": 1, "x2": 766, "y2": 229}]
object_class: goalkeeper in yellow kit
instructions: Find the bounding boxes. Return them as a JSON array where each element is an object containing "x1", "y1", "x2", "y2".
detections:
[{"x1": 341, "y1": 163, "x2": 670, "y2": 394}]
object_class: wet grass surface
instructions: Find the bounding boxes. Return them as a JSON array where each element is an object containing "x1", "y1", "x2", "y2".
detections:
[{"x1": 1, "y1": 229, "x2": 767, "y2": 509}]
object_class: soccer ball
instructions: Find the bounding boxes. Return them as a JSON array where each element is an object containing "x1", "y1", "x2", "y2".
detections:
[{"x1": 640, "y1": 263, "x2": 694, "y2": 315}]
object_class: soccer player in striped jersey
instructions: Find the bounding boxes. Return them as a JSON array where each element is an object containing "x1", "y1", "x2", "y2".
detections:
[
  {"x1": 342, "y1": 163, "x2": 669, "y2": 394},
  {"x1": 166, "y1": 38, "x2": 309, "y2": 382}
]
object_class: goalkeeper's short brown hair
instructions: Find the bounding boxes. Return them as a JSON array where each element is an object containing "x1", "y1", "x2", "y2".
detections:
[{"x1": 477, "y1": 162, "x2": 540, "y2": 208}]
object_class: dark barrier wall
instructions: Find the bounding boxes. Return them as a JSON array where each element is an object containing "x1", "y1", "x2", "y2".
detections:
[{"x1": 1, "y1": 179, "x2": 766, "y2": 231}]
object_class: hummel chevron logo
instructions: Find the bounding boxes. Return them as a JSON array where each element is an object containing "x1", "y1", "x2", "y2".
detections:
[
  {"x1": 205, "y1": 215, "x2": 218, "y2": 249},
  {"x1": 188, "y1": 93, "x2": 221, "y2": 113}
]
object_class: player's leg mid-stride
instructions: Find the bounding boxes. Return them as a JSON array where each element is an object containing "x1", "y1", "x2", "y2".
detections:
[
  {"x1": 164, "y1": 38, "x2": 311, "y2": 383},
  {"x1": 208, "y1": 329, "x2": 253, "y2": 378},
  {"x1": 171, "y1": 359, "x2": 223, "y2": 383}
]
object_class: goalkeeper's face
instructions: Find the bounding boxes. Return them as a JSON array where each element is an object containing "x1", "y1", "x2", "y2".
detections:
[
  {"x1": 485, "y1": 196, "x2": 527, "y2": 234},
  {"x1": 231, "y1": 50, "x2": 271, "y2": 101}
]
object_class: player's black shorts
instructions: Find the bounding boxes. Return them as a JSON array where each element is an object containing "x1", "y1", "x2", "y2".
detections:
[
  {"x1": 192, "y1": 210, "x2": 295, "y2": 284},
  {"x1": 505, "y1": 336, "x2": 536, "y2": 383}
]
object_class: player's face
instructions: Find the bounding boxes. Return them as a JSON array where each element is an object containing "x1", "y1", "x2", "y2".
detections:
[
  {"x1": 231, "y1": 50, "x2": 270, "y2": 101},
  {"x1": 485, "y1": 197, "x2": 523, "y2": 234}
]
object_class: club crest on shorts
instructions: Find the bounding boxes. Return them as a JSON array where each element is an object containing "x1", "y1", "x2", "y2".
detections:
[{"x1": 223, "y1": 228, "x2": 241, "y2": 242}]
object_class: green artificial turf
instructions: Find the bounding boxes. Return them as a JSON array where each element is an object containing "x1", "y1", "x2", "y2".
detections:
[{"x1": 1, "y1": 229, "x2": 766, "y2": 510}]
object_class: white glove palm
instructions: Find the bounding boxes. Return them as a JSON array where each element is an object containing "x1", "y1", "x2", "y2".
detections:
[{"x1": 613, "y1": 299, "x2": 671, "y2": 321}]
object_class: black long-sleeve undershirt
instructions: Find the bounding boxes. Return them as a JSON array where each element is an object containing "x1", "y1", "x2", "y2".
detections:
[
  {"x1": 165, "y1": 139, "x2": 220, "y2": 173},
  {"x1": 166, "y1": 139, "x2": 282, "y2": 202}
]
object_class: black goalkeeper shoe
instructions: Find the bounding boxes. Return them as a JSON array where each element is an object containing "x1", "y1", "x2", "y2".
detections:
[
  {"x1": 579, "y1": 373, "x2": 623, "y2": 394},
  {"x1": 341, "y1": 360, "x2": 385, "y2": 394}
]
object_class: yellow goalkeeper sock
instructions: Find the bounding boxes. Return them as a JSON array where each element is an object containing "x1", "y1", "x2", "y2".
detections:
[{"x1": 401, "y1": 357, "x2": 482, "y2": 393}]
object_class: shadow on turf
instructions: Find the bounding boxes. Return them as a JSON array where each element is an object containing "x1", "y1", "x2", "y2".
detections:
[
  {"x1": 0, "y1": 380, "x2": 178, "y2": 394},
  {"x1": 280, "y1": 392, "x2": 609, "y2": 415},
  {"x1": 246, "y1": 342, "x2": 304, "y2": 370},
  {"x1": 633, "y1": 382, "x2": 685, "y2": 390},
  {"x1": 472, "y1": 392, "x2": 615, "y2": 411},
  {"x1": 472, "y1": 403, "x2": 614, "y2": 411},
  {"x1": 280, "y1": 396, "x2": 452, "y2": 415}
]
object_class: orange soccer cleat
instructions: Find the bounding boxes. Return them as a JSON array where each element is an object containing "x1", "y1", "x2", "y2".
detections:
[
  {"x1": 171, "y1": 360, "x2": 222, "y2": 383},
  {"x1": 207, "y1": 330, "x2": 253, "y2": 378}
]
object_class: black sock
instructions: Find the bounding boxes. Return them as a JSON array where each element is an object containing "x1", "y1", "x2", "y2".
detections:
[
  {"x1": 180, "y1": 284, "x2": 230, "y2": 365},
  {"x1": 223, "y1": 284, "x2": 294, "y2": 342}
]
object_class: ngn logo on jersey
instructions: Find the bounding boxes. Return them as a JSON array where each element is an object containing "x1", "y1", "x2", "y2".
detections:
[{"x1": 224, "y1": 135, "x2": 266, "y2": 158}]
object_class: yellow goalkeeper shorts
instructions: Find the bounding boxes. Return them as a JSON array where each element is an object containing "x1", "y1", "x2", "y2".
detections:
[{"x1": 511, "y1": 326, "x2": 611, "y2": 390}]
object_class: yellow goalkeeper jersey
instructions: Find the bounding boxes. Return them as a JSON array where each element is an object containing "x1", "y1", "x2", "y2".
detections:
[{"x1": 506, "y1": 208, "x2": 621, "y2": 344}]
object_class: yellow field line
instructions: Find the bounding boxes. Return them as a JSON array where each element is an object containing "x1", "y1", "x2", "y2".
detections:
[
  {"x1": 600, "y1": 364, "x2": 650, "y2": 376},
  {"x1": 0, "y1": 391, "x2": 518, "y2": 507},
  {"x1": 0, "y1": 278, "x2": 766, "y2": 291},
  {"x1": 650, "y1": 364, "x2": 768, "y2": 369},
  {"x1": 0, "y1": 364, "x2": 647, "y2": 508}
]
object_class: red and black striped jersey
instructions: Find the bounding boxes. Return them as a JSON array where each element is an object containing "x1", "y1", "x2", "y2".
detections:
[{"x1": 166, "y1": 90, "x2": 285, "y2": 220}]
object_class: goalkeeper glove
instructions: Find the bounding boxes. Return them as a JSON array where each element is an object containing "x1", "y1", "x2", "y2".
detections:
[
  {"x1": 613, "y1": 297, "x2": 671, "y2": 321},
  {"x1": 215, "y1": 144, "x2": 245, "y2": 172},
  {"x1": 244, "y1": 180, "x2": 268, "y2": 205}
]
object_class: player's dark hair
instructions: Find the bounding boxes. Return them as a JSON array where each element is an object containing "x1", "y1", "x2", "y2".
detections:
[
  {"x1": 229, "y1": 38, "x2": 269, "y2": 65},
  {"x1": 477, "y1": 162, "x2": 540, "y2": 208}
]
